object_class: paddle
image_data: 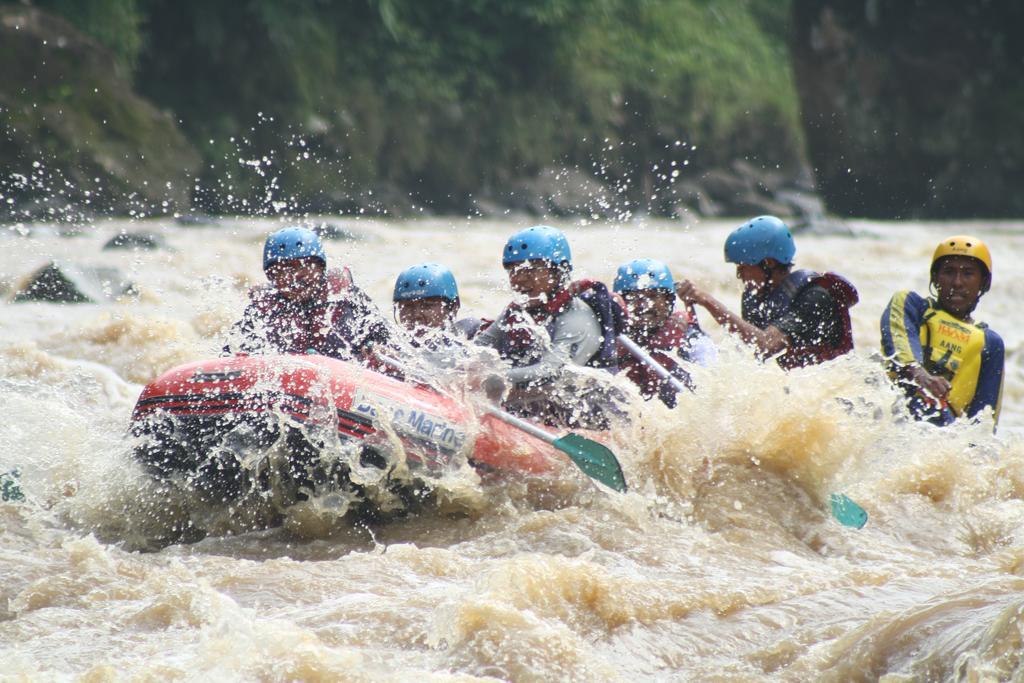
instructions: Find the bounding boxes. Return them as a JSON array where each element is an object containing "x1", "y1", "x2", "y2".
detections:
[
  {"x1": 372, "y1": 350, "x2": 628, "y2": 493},
  {"x1": 616, "y1": 334, "x2": 688, "y2": 393},
  {"x1": 482, "y1": 406, "x2": 628, "y2": 493},
  {"x1": 616, "y1": 333, "x2": 868, "y2": 529},
  {"x1": 829, "y1": 493, "x2": 868, "y2": 529}
]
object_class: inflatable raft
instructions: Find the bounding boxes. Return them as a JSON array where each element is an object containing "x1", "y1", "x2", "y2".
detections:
[{"x1": 130, "y1": 354, "x2": 566, "y2": 504}]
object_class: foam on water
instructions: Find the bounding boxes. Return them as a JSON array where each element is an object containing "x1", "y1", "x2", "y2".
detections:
[{"x1": 1, "y1": 217, "x2": 1023, "y2": 680}]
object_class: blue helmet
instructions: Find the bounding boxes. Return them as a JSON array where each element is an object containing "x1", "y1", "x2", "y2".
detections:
[
  {"x1": 263, "y1": 227, "x2": 326, "y2": 271},
  {"x1": 724, "y1": 215, "x2": 795, "y2": 266},
  {"x1": 613, "y1": 259, "x2": 675, "y2": 293},
  {"x1": 502, "y1": 225, "x2": 572, "y2": 267},
  {"x1": 393, "y1": 263, "x2": 459, "y2": 302}
]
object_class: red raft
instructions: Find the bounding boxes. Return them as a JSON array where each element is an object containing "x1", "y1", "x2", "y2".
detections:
[{"x1": 130, "y1": 354, "x2": 565, "y2": 503}]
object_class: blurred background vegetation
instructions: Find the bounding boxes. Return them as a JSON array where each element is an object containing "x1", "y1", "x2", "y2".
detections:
[{"x1": 3, "y1": 0, "x2": 1022, "y2": 220}]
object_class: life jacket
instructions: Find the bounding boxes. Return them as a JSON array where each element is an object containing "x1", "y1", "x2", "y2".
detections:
[
  {"x1": 454, "y1": 317, "x2": 483, "y2": 340},
  {"x1": 745, "y1": 269, "x2": 858, "y2": 369},
  {"x1": 549, "y1": 279, "x2": 625, "y2": 368},
  {"x1": 238, "y1": 266, "x2": 390, "y2": 361},
  {"x1": 326, "y1": 266, "x2": 353, "y2": 296},
  {"x1": 618, "y1": 310, "x2": 696, "y2": 403},
  {"x1": 919, "y1": 306, "x2": 988, "y2": 417},
  {"x1": 494, "y1": 279, "x2": 625, "y2": 370}
]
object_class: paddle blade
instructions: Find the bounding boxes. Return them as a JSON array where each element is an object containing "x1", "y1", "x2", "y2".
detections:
[
  {"x1": 829, "y1": 493, "x2": 868, "y2": 529},
  {"x1": 553, "y1": 433, "x2": 628, "y2": 492}
]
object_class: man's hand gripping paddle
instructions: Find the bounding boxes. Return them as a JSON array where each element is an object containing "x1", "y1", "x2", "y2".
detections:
[
  {"x1": 616, "y1": 333, "x2": 689, "y2": 394},
  {"x1": 616, "y1": 334, "x2": 867, "y2": 528}
]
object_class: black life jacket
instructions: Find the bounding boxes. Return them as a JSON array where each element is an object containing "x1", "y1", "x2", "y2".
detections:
[{"x1": 743, "y1": 269, "x2": 858, "y2": 369}]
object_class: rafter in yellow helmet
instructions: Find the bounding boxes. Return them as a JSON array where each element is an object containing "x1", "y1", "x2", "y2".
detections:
[{"x1": 931, "y1": 235, "x2": 992, "y2": 275}]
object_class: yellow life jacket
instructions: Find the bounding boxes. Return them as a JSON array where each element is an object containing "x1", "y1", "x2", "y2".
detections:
[{"x1": 919, "y1": 307, "x2": 987, "y2": 416}]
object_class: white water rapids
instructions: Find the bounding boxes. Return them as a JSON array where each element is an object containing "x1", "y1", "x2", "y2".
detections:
[{"x1": 1, "y1": 217, "x2": 1022, "y2": 681}]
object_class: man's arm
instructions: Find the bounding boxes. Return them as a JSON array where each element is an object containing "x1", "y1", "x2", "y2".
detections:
[
  {"x1": 675, "y1": 280, "x2": 788, "y2": 357},
  {"x1": 504, "y1": 302, "x2": 601, "y2": 386},
  {"x1": 880, "y1": 290, "x2": 928, "y2": 364},
  {"x1": 222, "y1": 299, "x2": 268, "y2": 356},
  {"x1": 473, "y1": 314, "x2": 503, "y2": 349},
  {"x1": 331, "y1": 287, "x2": 401, "y2": 360},
  {"x1": 879, "y1": 290, "x2": 950, "y2": 400}
]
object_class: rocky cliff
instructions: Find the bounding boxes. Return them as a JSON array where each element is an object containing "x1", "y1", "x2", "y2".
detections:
[
  {"x1": 0, "y1": 6, "x2": 200, "y2": 222},
  {"x1": 792, "y1": 1, "x2": 1024, "y2": 218}
]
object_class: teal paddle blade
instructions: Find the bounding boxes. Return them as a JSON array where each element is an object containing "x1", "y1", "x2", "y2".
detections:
[
  {"x1": 830, "y1": 493, "x2": 868, "y2": 529},
  {"x1": 552, "y1": 433, "x2": 628, "y2": 492}
]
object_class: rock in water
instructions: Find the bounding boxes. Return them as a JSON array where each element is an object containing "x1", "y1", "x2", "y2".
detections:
[
  {"x1": 102, "y1": 231, "x2": 168, "y2": 251},
  {"x1": 0, "y1": 469, "x2": 25, "y2": 502},
  {"x1": 12, "y1": 261, "x2": 136, "y2": 303},
  {"x1": 311, "y1": 223, "x2": 360, "y2": 241},
  {"x1": 173, "y1": 214, "x2": 222, "y2": 228}
]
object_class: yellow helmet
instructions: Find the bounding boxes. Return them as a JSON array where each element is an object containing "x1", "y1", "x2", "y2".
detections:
[
  {"x1": 933, "y1": 235, "x2": 987, "y2": 272},
  {"x1": 931, "y1": 235, "x2": 992, "y2": 278}
]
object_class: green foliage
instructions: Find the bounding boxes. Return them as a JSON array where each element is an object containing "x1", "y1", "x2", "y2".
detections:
[
  {"x1": 568, "y1": 0, "x2": 802, "y2": 193},
  {"x1": 33, "y1": 0, "x2": 804, "y2": 213},
  {"x1": 30, "y1": 0, "x2": 144, "y2": 71}
]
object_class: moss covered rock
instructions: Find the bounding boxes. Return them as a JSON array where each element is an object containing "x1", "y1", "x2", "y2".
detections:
[{"x1": 0, "y1": 6, "x2": 199, "y2": 222}]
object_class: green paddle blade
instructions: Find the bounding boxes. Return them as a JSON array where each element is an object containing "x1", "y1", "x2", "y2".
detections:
[
  {"x1": 830, "y1": 493, "x2": 868, "y2": 529},
  {"x1": 553, "y1": 433, "x2": 628, "y2": 493}
]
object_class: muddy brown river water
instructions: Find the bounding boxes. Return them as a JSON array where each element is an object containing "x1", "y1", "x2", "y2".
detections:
[{"x1": 1, "y1": 217, "x2": 1022, "y2": 681}]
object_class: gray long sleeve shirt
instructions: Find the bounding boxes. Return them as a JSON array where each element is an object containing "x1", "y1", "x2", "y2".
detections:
[{"x1": 476, "y1": 299, "x2": 602, "y2": 385}]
